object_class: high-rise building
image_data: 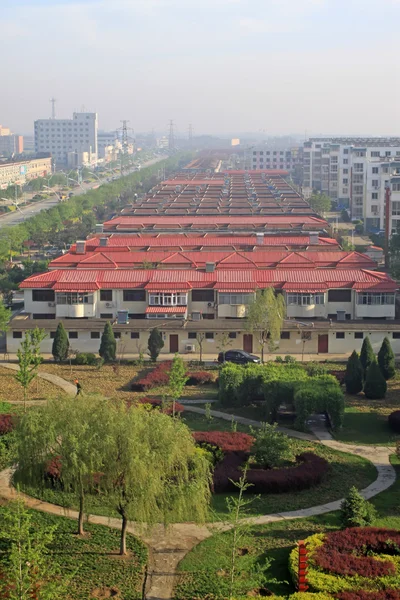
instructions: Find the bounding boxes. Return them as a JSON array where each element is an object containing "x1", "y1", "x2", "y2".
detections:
[
  {"x1": 0, "y1": 124, "x2": 24, "y2": 156},
  {"x1": 34, "y1": 112, "x2": 98, "y2": 166}
]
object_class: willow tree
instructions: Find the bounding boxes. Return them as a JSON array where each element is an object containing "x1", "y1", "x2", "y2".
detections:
[
  {"x1": 103, "y1": 404, "x2": 211, "y2": 555},
  {"x1": 16, "y1": 395, "x2": 108, "y2": 535},
  {"x1": 246, "y1": 288, "x2": 285, "y2": 362}
]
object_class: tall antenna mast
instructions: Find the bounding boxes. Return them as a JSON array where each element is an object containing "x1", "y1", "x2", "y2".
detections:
[
  {"x1": 50, "y1": 97, "x2": 57, "y2": 119},
  {"x1": 168, "y1": 119, "x2": 175, "y2": 151}
]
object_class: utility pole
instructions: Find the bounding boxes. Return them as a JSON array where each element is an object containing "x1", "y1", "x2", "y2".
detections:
[
  {"x1": 168, "y1": 119, "x2": 175, "y2": 151},
  {"x1": 117, "y1": 120, "x2": 135, "y2": 175},
  {"x1": 50, "y1": 97, "x2": 57, "y2": 119}
]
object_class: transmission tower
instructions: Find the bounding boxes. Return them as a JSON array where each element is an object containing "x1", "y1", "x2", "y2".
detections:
[
  {"x1": 117, "y1": 120, "x2": 135, "y2": 175},
  {"x1": 168, "y1": 119, "x2": 175, "y2": 151},
  {"x1": 50, "y1": 97, "x2": 57, "y2": 119}
]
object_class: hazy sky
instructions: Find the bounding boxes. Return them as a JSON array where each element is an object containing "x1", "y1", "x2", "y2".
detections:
[{"x1": 2, "y1": 0, "x2": 400, "y2": 136}]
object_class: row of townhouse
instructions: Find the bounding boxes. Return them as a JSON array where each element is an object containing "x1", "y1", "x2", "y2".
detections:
[
  {"x1": 302, "y1": 138, "x2": 400, "y2": 231},
  {"x1": 0, "y1": 155, "x2": 52, "y2": 187}
]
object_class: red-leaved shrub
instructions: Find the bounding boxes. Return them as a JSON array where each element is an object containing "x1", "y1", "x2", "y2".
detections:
[
  {"x1": 0, "y1": 414, "x2": 15, "y2": 435},
  {"x1": 338, "y1": 591, "x2": 400, "y2": 600},
  {"x1": 213, "y1": 451, "x2": 328, "y2": 494},
  {"x1": 134, "y1": 397, "x2": 184, "y2": 415},
  {"x1": 193, "y1": 431, "x2": 254, "y2": 453},
  {"x1": 45, "y1": 455, "x2": 62, "y2": 482},
  {"x1": 132, "y1": 361, "x2": 175, "y2": 391},
  {"x1": 315, "y1": 528, "x2": 400, "y2": 578},
  {"x1": 388, "y1": 410, "x2": 400, "y2": 433},
  {"x1": 328, "y1": 370, "x2": 345, "y2": 384},
  {"x1": 186, "y1": 371, "x2": 216, "y2": 386}
]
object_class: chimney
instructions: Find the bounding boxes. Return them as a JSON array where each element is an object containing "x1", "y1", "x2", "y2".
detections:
[
  {"x1": 256, "y1": 233, "x2": 264, "y2": 246},
  {"x1": 206, "y1": 262, "x2": 215, "y2": 272},
  {"x1": 309, "y1": 232, "x2": 319, "y2": 245},
  {"x1": 95, "y1": 223, "x2": 104, "y2": 233},
  {"x1": 76, "y1": 240, "x2": 86, "y2": 254},
  {"x1": 99, "y1": 237, "x2": 108, "y2": 247}
]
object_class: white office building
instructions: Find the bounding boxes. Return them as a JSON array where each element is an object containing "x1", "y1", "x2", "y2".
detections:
[{"x1": 34, "y1": 112, "x2": 98, "y2": 167}]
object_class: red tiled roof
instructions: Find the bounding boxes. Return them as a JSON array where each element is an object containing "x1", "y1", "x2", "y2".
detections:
[
  {"x1": 103, "y1": 215, "x2": 328, "y2": 228},
  {"x1": 145, "y1": 306, "x2": 187, "y2": 314}
]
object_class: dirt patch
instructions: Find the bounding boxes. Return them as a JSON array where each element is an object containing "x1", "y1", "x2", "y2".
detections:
[{"x1": 91, "y1": 586, "x2": 120, "y2": 598}]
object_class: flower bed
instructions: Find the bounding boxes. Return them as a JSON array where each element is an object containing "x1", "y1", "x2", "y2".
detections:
[
  {"x1": 131, "y1": 361, "x2": 172, "y2": 391},
  {"x1": 0, "y1": 414, "x2": 15, "y2": 435},
  {"x1": 289, "y1": 528, "x2": 400, "y2": 595},
  {"x1": 193, "y1": 431, "x2": 254, "y2": 453},
  {"x1": 388, "y1": 410, "x2": 400, "y2": 433}
]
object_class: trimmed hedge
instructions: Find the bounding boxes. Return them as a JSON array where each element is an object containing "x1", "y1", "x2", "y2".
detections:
[
  {"x1": 290, "y1": 528, "x2": 400, "y2": 595},
  {"x1": 293, "y1": 378, "x2": 344, "y2": 431},
  {"x1": 192, "y1": 431, "x2": 254, "y2": 453},
  {"x1": 213, "y1": 451, "x2": 328, "y2": 494},
  {"x1": 388, "y1": 410, "x2": 400, "y2": 433},
  {"x1": 0, "y1": 414, "x2": 15, "y2": 435},
  {"x1": 186, "y1": 371, "x2": 216, "y2": 386},
  {"x1": 132, "y1": 361, "x2": 173, "y2": 391},
  {"x1": 73, "y1": 352, "x2": 98, "y2": 366}
]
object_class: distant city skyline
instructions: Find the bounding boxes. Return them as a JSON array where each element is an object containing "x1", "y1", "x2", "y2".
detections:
[{"x1": 2, "y1": 0, "x2": 400, "y2": 136}]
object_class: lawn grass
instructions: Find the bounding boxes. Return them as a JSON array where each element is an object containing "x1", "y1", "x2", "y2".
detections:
[
  {"x1": 0, "y1": 366, "x2": 64, "y2": 404},
  {"x1": 175, "y1": 456, "x2": 400, "y2": 599},
  {"x1": 0, "y1": 505, "x2": 147, "y2": 600}
]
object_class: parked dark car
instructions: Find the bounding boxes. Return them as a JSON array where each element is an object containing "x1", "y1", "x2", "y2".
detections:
[{"x1": 217, "y1": 350, "x2": 260, "y2": 364}]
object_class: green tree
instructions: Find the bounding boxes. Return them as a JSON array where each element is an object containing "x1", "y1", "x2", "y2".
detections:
[
  {"x1": 217, "y1": 332, "x2": 233, "y2": 363},
  {"x1": 364, "y1": 359, "x2": 387, "y2": 400},
  {"x1": 99, "y1": 321, "x2": 116, "y2": 362},
  {"x1": 16, "y1": 396, "x2": 109, "y2": 536},
  {"x1": 52, "y1": 322, "x2": 69, "y2": 362},
  {"x1": 251, "y1": 422, "x2": 294, "y2": 468},
  {"x1": 377, "y1": 337, "x2": 396, "y2": 380},
  {"x1": 246, "y1": 288, "x2": 285, "y2": 362},
  {"x1": 344, "y1": 350, "x2": 363, "y2": 394},
  {"x1": 360, "y1": 336, "x2": 375, "y2": 377},
  {"x1": 340, "y1": 486, "x2": 377, "y2": 528},
  {"x1": 0, "y1": 499, "x2": 68, "y2": 599},
  {"x1": 196, "y1": 332, "x2": 206, "y2": 364},
  {"x1": 15, "y1": 329, "x2": 45, "y2": 412},
  {"x1": 103, "y1": 404, "x2": 211, "y2": 555},
  {"x1": 168, "y1": 354, "x2": 188, "y2": 417},
  {"x1": 148, "y1": 327, "x2": 164, "y2": 363},
  {"x1": 308, "y1": 192, "x2": 331, "y2": 216},
  {"x1": 0, "y1": 300, "x2": 11, "y2": 331}
]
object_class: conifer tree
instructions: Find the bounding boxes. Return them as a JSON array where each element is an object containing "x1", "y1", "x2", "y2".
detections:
[
  {"x1": 344, "y1": 350, "x2": 363, "y2": 394},
  {"x1": 52, "y1": 322, "x2": 69, "y2": 362},
  {"x1": 99, "y1": 321, "x2": 116, "y2": 362},
  {"x1": 360, "y1": 336, "x2": 375, "y2": 377},
  {"x1": 148, "y1": 327, "x2": 164, "y2": 362},
  {"x1": 377, "y1": 336, "x2": 396, "y2": 380},
  {"x1": 364, "y1": 359, "x2": 387, "y2": 400},
  {"x1": 340, "y1": 486, "x2": 376, "y2": 528}
]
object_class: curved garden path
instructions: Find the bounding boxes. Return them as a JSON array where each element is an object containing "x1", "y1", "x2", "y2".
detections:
[{"x1": 0, "y1": 367, "x2": 396, "y2": 599}]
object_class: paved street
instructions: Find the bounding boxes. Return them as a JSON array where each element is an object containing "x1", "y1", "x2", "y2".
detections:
[{"x1": 0, "y1": 156, "x2": 166, "y2": 229}]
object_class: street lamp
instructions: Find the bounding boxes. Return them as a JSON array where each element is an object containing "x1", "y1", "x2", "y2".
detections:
[
  {"x1": 43, "y1": 186, "x2": 62, "y2": 202},
  {"x1": 1, "y1": 197, "x2": 24, "y2": 215},
  {"x1": 68, "y1": 177, "x2": 86, "y2": 194}
]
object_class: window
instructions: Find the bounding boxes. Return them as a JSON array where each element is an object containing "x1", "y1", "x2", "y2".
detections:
[
  {"x1": 206, "y1": 332, "x2": 214, "y2": 340},
  {"x1": 68, "y1": 331, "x2": 78, "y2": 339},
  {"x1": 343, "y1": 169, "x2": 348, "y2": 174},
  {"x1": 218, "y1": 293, "x2": 253, "y2": 305},
  {"x1": 357, "y1": 293, "x2": 395, "y2": 305},
  {"x1": 32, "y1": 313, "x2": 56, "y2": 319},
  {"x1": 50, "y1": 331, "x2": 56, "y2": 339},
  {"x1": 372, "y1": 179, "x2": 379, "y2": 187},
  {"x1": 372, "y1": 167, "x2": 379, "y2": 174},
  {"x1": 192, "y1": 290, "x2": 214, "y2": 302},
  {"x1": 91, "y1": 332, "x2": 100, "y2": 339},
  {"x1": 315, "y1": 294, "x2": 325, "y2": 304},
  {"x1": 393, "y1": 332, "x2": 400, "y2": 339},
  {"x1": 114, "y1": 332, "x2": 121, "y2": 339},
  {"x1": 229, "y1": 332, "x2": 237, "y2": 339},
  {"x1": 123, "y1": 290, "x2": 146, "y2": 302},
  {"x1": 188, "y1": 332, "x2": 197, "y2": 339},
  {"x1": 392, "y1": 183, "x2": 400, "y2": 192},
  {"x1": 343, "y1": 149, "x2": 349, "y2": 154},
  {"x1": 100, "y1": 313, "x2": 113, "y2": 319},
  {"x1": 32, "y1": 290, "x2": 55, "y2": 302},
  {"x1": 328, "y1": 289, "x2": 352, "y2": 302},
  {"x1": 202, "y1": 314, "x2": 215, "y2": 320},
  {"x1": 280, "y1": 331, "x2": 290, "y2": 339},
  {"x1": 336, "y1": 332, "x2": 345, "y2": 339},
  {"x1": 149, "y1": 293, "x2": 187, "y2": 306},
  {"x1": 343, "y1": 159, "x2": 348, "y2": 165},
  {"x1": 392, "y1": 202, "x2": 400, "y2": 216},
  {"x1": 371, "y1": 151, "x2": 380, "y2": 158},
  {"x1": 343, "y1": 178, "x2": 348, "y2": 184},
  {"x1": 371, "y1": 205, "x2": 379, "y2": 214},
  {"x1": 131, "y1": 332, "x2": 140, "y2": 339},
  {"x1": 100, "y1": 290, "x2": 113, "y2": 302},
  {"x1": 287, "y1": 293, "x2": 324, "y2": 305},
  {"x1": 354, "y1": 332, "x2": 364, "y2": 339},
  {"x1": 13, "y1": 331, "x2": 23, "y2": 339}
]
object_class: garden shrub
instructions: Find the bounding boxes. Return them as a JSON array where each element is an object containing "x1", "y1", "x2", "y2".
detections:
[
  {"x1": 213, "y1": 451, "x2": 328, "y2": 494},
  {"x1": 186, "y1": 371, "x2": 216, "y2": 386},
  {"x1": 305, "y1": 362, "x2": 328, "y2": 377},
  {"x1": 285, "y1": 355, "x2": 297, "y2": 363},
  {"x1": 133, "y1": 396, "x2": 184, "y2": 415},
  {"x1": 0, "y1": 414, "x2": 15, "y2": 435},
  {"x1": 290, "y1": 528, "x2": 400, "y2": 595},
  {"x1": 329, "y1": 370, "x2": 346, "y2": 385},
  {"x1": 364, "y1": 360, "x2": 387, "y2": 400},
  {"x1": 132, "y1": 361, "x2": 173, "y2": 391},
  {"x1": 251, "y1": 422, "x2": 294, "y2": 468},
  {"x1": 377, "y1": 337, "x2": 396, "y2": 380},
  {"x1": 360, "y1": 337, "x2": 375, "y2": 377},
  {"x1": 218, "y1": 363, "x2": 244, "y2": 406},
  {"x1": 293, "y1": 377, "x2": 344, "y2": 430},
  {"x1": 344, "y1": 351, "x2": 363, "y2": 395},
  {"x1": 193, "y1": 431, "x2": 254, "y2": 453},
  {"x1": 340, "y1": 486, "x2": 376, "y2": 528},
  {"x1": 388, "y1": 410, "x2": 400, "y2": 433},
  {"x1": 74, "y1": 352, "x2": 97, "y2": 366}
]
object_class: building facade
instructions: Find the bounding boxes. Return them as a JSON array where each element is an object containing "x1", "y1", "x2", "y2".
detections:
[
  {"x1": 251, "y1": 147, "x2": 303, "y2": 183},
  {"x1": 0, "y1": 156, "x2": 52, "y2": 187},
  {"x1": 34, "y1": 112, "x2": 98, "y2": 166}
]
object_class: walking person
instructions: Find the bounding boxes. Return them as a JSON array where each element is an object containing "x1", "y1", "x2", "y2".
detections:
[{"x1": 75, "y1": 379, "x2": 82, "y2": 396}]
